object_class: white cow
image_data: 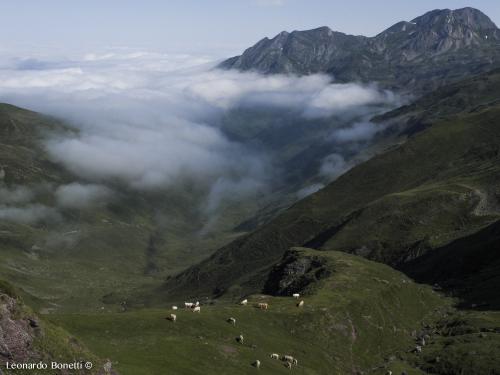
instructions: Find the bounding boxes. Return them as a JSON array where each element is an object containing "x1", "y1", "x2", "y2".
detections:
[
  {"x1": 168, "y1": 313, "x2": 177, "y2": 322},
  {"x1": 253, "y1": 360, "x2": 261, "y2": 369},
  {"x1": 193, "y1": 306, "x2": 201, "y2": 313},
  {"x1": 270, "y1": 353, "x2": 279, "y2": 360},
  {"x1": 240, "y1": 299, "x2": 248, "y2": 306},
  {"x1": 172, "y1": 306, "x2": 178, "y2": 310},
  {"x1": 292, "y1": 293, "x2": 300, "y2": 299},
  {"x1": 227, "y1": 317, "x2": 236, "y2": 325},
  {"x1": 282, "y1": 355, "x2": 298, "y2": 365},
  {"x1": 185, "y1": 302, "x2": 194, "y2": 308},
  {"x1": 236, "y1": 335, "x2": 244, "y2": 344},
  {"x1": 297, "y1": 300, "x2": 304, "y2": 308}
]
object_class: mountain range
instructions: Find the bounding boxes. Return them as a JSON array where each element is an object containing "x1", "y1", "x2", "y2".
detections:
[{"x1": 220, "y1": 7, "x2": 500, "y2": 91}]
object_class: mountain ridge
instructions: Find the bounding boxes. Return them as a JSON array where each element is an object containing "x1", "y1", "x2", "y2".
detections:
[{"x1": 219, "y1": 7, "x2": 500, "y2": 92}]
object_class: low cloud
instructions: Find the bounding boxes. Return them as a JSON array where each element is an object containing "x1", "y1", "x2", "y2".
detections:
[
  {"x1": 0, "y1": 185, "x2": 34, "y2": 204},
  {"x1": 55, "y1": 183, "x2": 113, "y2": 209},
  {"x1": 330, "y1": 121, "x2": 383, "y2": 144},
  {"x1": 295, "y1": 183, "x2": 324, "y2": 199},
  {"x1": 0, "y1": 204, "x2": 60, "y2": 224},
  {"x1": 0, "y1": 50, "x2": 398, "y2": 223},
  {"x1": 319, "y1": 153, "x2": 349, "y2": 179}
]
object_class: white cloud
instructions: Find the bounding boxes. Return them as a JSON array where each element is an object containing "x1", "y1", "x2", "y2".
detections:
[
  {"x1": 331, "y1": 121, "x2": 383, "y2": 144},
  {"x1": 296, "y1": 183, "x2": 324, "y2": 199},
  {"x1": 0, "y1": 204, "x2": 60, "y2": 224},
  {"x1": 55, "y1": 183, "x2": 113, "y2": 209},
  {"x1": 0, "y1": 50, "x2": 398, "y2": 201},
  {"x1": 0, "y1": 185, "x2": 34, "y2": 204},
  {"x1": 320, "y1": 153, "x2": 348, "y2": 179}
]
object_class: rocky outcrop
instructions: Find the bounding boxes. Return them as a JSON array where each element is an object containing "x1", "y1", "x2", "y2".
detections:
[
  {"x1": 0, "y1": 293, "x2": 37, "y2": 363},
  {"x1": 263, "y1": 248, "x2": 332, "y2": 296}
]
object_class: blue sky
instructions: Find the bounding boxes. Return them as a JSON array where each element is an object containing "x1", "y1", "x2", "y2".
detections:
[{"x1": 0, "y1": 1, "x2": 499, "y2": 56}]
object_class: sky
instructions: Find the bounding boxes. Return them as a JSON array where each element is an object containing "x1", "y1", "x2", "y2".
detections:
[{"x1": 0, "y1": 1, "x2": 499, "y2": 57}]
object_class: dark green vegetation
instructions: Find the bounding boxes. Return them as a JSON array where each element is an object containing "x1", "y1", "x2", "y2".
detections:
[
  {"x1": 220, "y1": 8, "x2": 500, "y2": 92},
  {"x1": 166, "y1": 69, "x2": 500, "y2": 305}
]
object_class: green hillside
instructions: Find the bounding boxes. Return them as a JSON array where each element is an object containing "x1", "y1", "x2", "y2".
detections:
[
  {"x1": 164, "y1": 69, "x2": 500, "y2": 304},
  {"x1": 48, "y1": 249, "x2": 500, "y2": 375}
]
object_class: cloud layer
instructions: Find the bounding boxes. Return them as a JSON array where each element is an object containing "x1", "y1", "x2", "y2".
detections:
[{"x1": 0, "y1": 51, "x2": 398, "y2": 214}]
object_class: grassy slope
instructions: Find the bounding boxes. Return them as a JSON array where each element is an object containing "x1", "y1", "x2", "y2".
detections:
[
  {"x1": 164, "y1": 70, "x2": 500, "y2": 301},
  {"x1": 49, "y1": 249, "x2": 453, "y2": 375}
]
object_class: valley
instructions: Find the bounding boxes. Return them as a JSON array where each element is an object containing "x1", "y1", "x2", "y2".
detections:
[{"x1": 1, "y1": 5, "x2": 500, "y2": 375}]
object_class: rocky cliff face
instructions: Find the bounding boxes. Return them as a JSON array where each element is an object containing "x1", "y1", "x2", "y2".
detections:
[
  {"x1": 220, "y1": 8, "x2": 500, "y2": 91},
  {"x1": 0, "y1": 284, "x2": 117, "y2": 375},
  {"x1": 0, "y1": 293, "x2": 37, "y2": 363},
  {"x1": 263, "y1": 248, "x2": 332, "y2": 296}
]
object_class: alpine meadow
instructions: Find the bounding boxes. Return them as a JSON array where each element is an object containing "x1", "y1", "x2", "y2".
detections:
[{"x1": 0, "y1": 2, "x2": 500, "y2": 375}]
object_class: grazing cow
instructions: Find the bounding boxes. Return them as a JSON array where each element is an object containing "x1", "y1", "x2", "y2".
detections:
[
  {"x1": 193, "y1": 306, "x2": 201, "y2": 313},
  {"x1": 284, "y1": 362, "x2": 292, "y2": 369},
  {"x1": 282, "y1": 355, "x2": 294, "y2": 363},
  {"x1": 167, "y1": 314, "x2": 176, "y2": 322},
  {"x1": 270, "y1": 353, "x2": 279, "y2": 360},
  {"x1": 297, "y1": 300, "x2": 304, "y2": 308},
  {"x1": 240, "y1": 299, "x2": 248, "y2": 306},
  {"x1": 236, "y1": 335, "x2": 244, "y2": 344},
  {"x1": 227, "y1": 317, "x2": 236, "y2": 325},
  {"x1": 257, "y1": 303, "x2": 268, "y2": 310},
  {"x1": 172, "y1": 306, "x2": 178, "y2": 310},
  {"x1": 185, "y1": 302, "x2": 194, "y2": 308},
  {"x1": 292, "y1": 293, "x2": 300, "y2": 299},
  {"x1": 253, "y1": 360, "x2": 261, "y2": 369}
]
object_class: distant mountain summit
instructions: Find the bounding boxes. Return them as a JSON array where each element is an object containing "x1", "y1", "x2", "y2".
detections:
[{"x1": 220, "y1": 8, "x2": 500, "y2": 91}]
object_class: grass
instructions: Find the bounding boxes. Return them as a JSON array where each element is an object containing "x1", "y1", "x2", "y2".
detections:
[
  {"x1": 48, "y1": 249, "x2": 451, "y2": 375},
  {"x1": 165, "y1": 78, "x2": 500, "y2": 301}
]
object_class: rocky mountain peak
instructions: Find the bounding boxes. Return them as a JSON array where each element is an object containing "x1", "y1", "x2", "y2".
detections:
[
  {"x1": 412, "y1": 7, "x2": 498, "y2": 31},
  {"x1": 219, "y1": 7, "x2": 500, "y2": 91}
]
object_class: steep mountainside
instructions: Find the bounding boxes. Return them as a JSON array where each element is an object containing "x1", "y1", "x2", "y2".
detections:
[
  {"x1": 220, "y1": 8, "x2": 500, "y2": 91},
  {"x1": 164, "y1": 69, "x2": 500, "y2": 305}
]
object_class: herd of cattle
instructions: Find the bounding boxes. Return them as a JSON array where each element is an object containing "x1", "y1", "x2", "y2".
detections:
[{"x1": 165, "y1": 293, "x2": 304, "y2": 370}]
